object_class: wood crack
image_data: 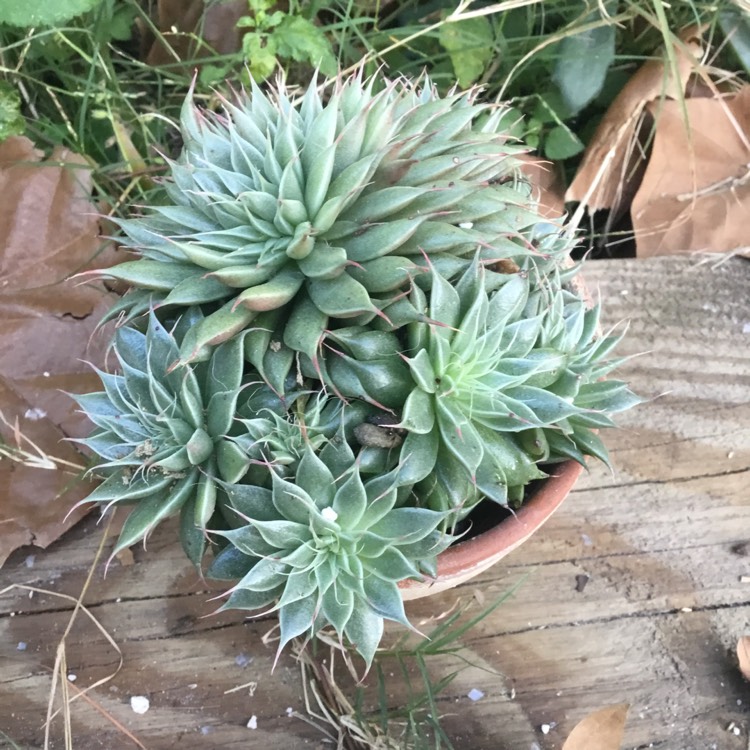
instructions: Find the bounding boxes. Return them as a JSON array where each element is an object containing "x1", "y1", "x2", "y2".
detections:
[
  {"x1": 494, "y1": 538, "x2": 748, "y2": 570},
  {"x1": 573, "y1": 465, "x2": 750, "y2": 493},
  {"x1": 0, "y1": 589, "x2": 213, "y2": 620},
  {"x1": 463, "y1": 599, "x2": 750, "y2": 641}
]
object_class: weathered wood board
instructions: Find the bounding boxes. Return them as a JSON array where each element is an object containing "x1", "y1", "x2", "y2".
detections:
[{"x1": 1, "y1": 255, "x2": 749, "y2": 750}]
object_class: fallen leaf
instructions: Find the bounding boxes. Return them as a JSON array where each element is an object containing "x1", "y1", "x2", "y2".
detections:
[
  {"x1": 140, "y1": 0, "x2": 246, "y2": 66},
  {"x1": 0, "y1": 136, "x2": 117, "y2": 568},
  {"x1": 566, "y1": 28, "x2": 703, "y2": 215},
  {"x1": 562, "y1": 703, "x2": 629, "y2": 750},
  {"x1": 631, "y1": 86, "x2": 750, "y2": 257},
  {"x1": 739, "y1": 636, "x2": 750, "y2": 681}
]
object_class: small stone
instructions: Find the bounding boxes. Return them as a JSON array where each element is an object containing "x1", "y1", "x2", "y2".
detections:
[
  {"x1": 467, "y1": 688, "x2": 484, "y2": 701},
  {"x1": 16, "y1": 642, "x2": 27, "y2": 651},
  {"x1": 286, "y1": 707, "x2": 293, "y2": 716},
  {"x1": 247, "y1": 715, "x2": 258, "y2": 729},
  {"x1": 235, "y1": 653, "x2": 253, "y2": 668},
  {"x1": 200, "y1": 726, "x2": 213, "y2": 735},
  {"x1": 24, "y1": 407, "x2": 47, "y2": 420},
  {"x1": 130, "y1": 696, "x2": 150, "y2": 714},
  {"x1": 458, "y1": 221, "x2": 474, "y2": 229},
  {"x1": 321, "y1": 507, "x2": 338, "y2": 523},
  {"x1": 575, "y1": 574, "x2": 590, "y2": 593},
  {"x1": 541, "y1": 724, "x2": 551, "y2": 735},
  {"x1": 67, "y1": 674, "x2": 76, "y2": 682},
  {"x1": 25, "y1": 555, "x2": 35, "y2": 568}
]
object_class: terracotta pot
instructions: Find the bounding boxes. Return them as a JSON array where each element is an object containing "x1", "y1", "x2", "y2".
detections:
[{"x1": 399, "y1": 459, "x2": 583, "y2": 601}]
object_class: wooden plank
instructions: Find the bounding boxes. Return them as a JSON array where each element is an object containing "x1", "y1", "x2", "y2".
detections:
[{"x1": 1, "y1": 255, "x2": 748, "y2": 749}]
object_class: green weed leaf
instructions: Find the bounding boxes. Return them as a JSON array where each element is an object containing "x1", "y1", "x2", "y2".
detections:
[
  {"x1": 243, "y1": 33, "x2": 279, "y2": 81},
  {"x1": 0, "y1": 83, "x2": 24, "y2": 141},
  {"x1": 0, "y1": 0, "x2": 104, "y2": 26},
  {"x1": 720, "y1": 10, "x2": 750, "y2": 75},
  {"x1": 275, "y1": 15, "x2": 337, "y2": 77},
  {"x1": 544, "y1": 124, "x2": 584, "y2": 160},
  {"x1": 553, "y1": 13, "x2": 615, "y2": 114},
  {"x1": 438, "y1": 15, "x2": 494, "y2": 88}
]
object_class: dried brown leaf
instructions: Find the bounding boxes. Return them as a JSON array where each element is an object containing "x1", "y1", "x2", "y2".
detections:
[
  {"x1": 739, "y1": 636, "x2": 750, "y2": 681},
  {"x1": 562, "y1": 703, "x2": 629, "y2": 750},
  {"x1": 0, "y1": 136, "x2": 117, "y2": 568},
  {"x1": 140, "y1": 0, "x2": 246, "y2": 65},
  {"x1": 631, "y1": 87, "x2": 750, "y2": 257},
  {"x1": 566, "y1": 28, "x2": 703, "y2": 214}
]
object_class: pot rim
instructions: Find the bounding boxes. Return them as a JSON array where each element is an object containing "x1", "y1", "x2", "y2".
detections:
[{"x1": 400, "y1": 459, "x2": 583, "y2": 591}]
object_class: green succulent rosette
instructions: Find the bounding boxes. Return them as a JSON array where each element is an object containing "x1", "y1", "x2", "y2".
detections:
[
  {"x1": 210, "y1": 442, "x2": 451, "y2": 667},
  {"x1": 94, "y1": 74, "x2": 573, "y2": 365},
  {"x1": 397, "y1": 262, "x2": 641, "y2": 514},
  {"x1": 73, "y1": 310, "x2": 250, "y2": 563},
  {"x1": 231, "y1": 387, "x2": 373, "y2": 483}
]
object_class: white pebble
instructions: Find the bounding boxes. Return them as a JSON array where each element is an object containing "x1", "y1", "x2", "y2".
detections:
[
  {"x1": 467, "y1": 688, "x2": 484, "y2": 701},
  {"x1": 321, "y1": 507, "x2": 338, "y2": 523},
  {"x1": 25, "y1": 555, "x2": 35, "y2": 568},
  {"x1": 24, "y1": 407, "x2": 47, "y2": 421},
  {"x1": 67, "y1": 674, "x2": 76, "y2": 682},
  {"x1": 286, "y1": 707, "x2": 293, "y2": 716},
  {"x1": 235, "y1": 653, "x2": 253, "y2": 668},
  {"x1": 130, "y1": 695, "x2": 150, "y2": 714},
  {"x1": 17, "y1": 642, "x2": 27, "y2": 651},
  {"x1": 541, "y1": 724, "x2": 551, "y2": 735},
  {"x1": 458, "y1": 221, "x2": 474, "y2": 229},
  {"x1": 247, "y1": 715, "x2": 258, "y2": 729}
]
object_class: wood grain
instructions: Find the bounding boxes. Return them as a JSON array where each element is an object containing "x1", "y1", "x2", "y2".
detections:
[{"x1": 1, "y1": 255, "x2": 748, "y2": 750}]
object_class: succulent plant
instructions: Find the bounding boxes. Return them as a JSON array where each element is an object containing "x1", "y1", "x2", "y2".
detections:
[
  {"x1": 398, "y1": 261, "x2": 639, "y2": 514},
  {"x1": 74, "y1": 72, "x2": 640, "y2": 666},
  {"x1": 92, "y1": 74, "x2": 573, "y2": 366},
  {"x1": 74, "y1": 309, "x2": 249, "y2": 563},
  {"x1": 210, "y1": 442, "x2": 451, "y2": 666}
]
